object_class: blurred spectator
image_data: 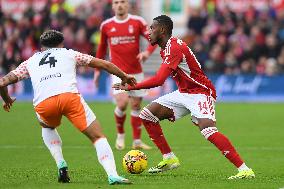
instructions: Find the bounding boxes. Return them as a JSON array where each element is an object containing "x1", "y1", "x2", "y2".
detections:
[
  {"x1": 265, "y1": 58, "x2": 278, "y2": 76},
  {"x1": 0, "y1": 0, "x2": 284, "y2": 76},
  {"x1": 240, "y1": 59, "x2": 256, "y2": 74},
  {"x1": 187, "y1": 8, "x2": 207, "y2": 35},
  {"x1": 0, "y1": 0, "x2": 117, "y2": 76},
  {"x1": 185, "y1": 2, "x2": 284, "y2": 75}
]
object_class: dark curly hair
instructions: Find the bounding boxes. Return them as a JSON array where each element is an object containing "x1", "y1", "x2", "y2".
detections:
[
  {"x1": 40, "y1": 30, "x2": 64, "y2": 48},
  {"x1": 153, "y1": 15, "x2": 173, "y2": 36}
]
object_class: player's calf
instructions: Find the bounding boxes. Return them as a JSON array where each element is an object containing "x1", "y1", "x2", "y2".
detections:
[{"x1": 200, "y1": 127, "x2": 255, "y2": 179}]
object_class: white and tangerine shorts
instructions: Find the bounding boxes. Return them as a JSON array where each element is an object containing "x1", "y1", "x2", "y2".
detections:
[{"x1": 35, "y1": 93, "x2": 96, "y2": 131}]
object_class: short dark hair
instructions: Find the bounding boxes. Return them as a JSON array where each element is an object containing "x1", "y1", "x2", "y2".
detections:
[
  {"x1": 153, "y1": 15, "x2": 173, "y2": 35},
  {"x1": 40, "y1": 30, "x2": 64, "y2": 48}
]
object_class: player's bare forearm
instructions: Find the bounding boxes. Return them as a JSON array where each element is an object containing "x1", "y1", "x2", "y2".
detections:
[
  {"x1": 0, "y1": 72, "x2": 18, "y2": 87},
  {"x1": 0, "y1": 86, "x2": 9, "y2": 101},
  {"x1": 0, "y1": 72, "x2": 18, "y2": 102},
  {"x1": 89, "y1": 58, "x2": 127, "y2": 80}
]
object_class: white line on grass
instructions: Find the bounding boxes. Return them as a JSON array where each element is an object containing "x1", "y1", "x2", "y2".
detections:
[{"x1": 0, "y1": 145, "x2": 283, "y2": 151}]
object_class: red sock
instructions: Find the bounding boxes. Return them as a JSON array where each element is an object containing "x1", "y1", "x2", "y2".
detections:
[
  {"x1": 131, "y1": 115, "x2": 142, "y2": 139},
  {"x1": 207, "y1": 132, "x2": 244, "y2": 168},
  {"x1": 114, "y1": 113, "x2": 126, "y2": 134},
  {"x1": 142, "y1": 119, "x2": 171, "y2": 154}
]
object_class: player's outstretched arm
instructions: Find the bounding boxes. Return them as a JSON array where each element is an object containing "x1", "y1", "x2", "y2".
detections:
[
  {"x1": 93, "y1": 24, "x2": 108, "y2": 86},
  {"x1": 113, "y1": 64, "x2": 172, "y2": 91},
  {"x1": 0, "y1": 72, "x2": 18, "y2": 112},
  {"x1": 88, "y1": 57, "x2": 136, "y2": 86}
]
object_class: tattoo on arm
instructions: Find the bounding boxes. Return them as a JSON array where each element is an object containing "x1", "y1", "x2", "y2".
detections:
[
  {"x1": 0, "y1": 72, "x2": 18, "y2": 102},
  {"x1": 0, "y1": 72, "x2": 18, "y2": 87}
]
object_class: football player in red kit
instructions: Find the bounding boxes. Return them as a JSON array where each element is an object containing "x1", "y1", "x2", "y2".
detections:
[
  {"x1": 94, "y1": 0, "x2": 154, "y2": 150},
  {"x1": 113, "y1": 15, "x2": 255, "y2": 179}
]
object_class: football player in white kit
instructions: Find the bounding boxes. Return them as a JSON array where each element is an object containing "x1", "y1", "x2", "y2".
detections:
[{"x1": 0, "y1": 30, "x2": 135, "y2": 185}]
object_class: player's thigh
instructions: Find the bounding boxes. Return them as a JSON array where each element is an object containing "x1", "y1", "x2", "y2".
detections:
[
  {"x1": 113, "y1": 92, "x2": 129, "y2": 109},
  {"x1": 152, "y1": 90, "x2": 190, "y2": 121},
  {"x1": 62, "y1": 93, "x2": 96, "y2": 132},
  {"x1": 34, "y1": 96, "x2": 62, "y2": 128},
  {"x1": 182, "y1": 94, "x2": 216, "y2": 126}
]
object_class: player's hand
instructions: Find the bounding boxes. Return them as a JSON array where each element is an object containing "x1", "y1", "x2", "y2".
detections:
[
  {"x1": 93, "y1": 69, "x2": 101, "y2": 88},
  {"x1": 121, "y1": 74, "x2": 137, "y2": 87},
  {"x1": 112, "y1": 83, "x2": 129, "y2": 91},
  {"x1": 2, "y1": 97, "x2": 16, "y2": 112},
  {"x1": 137, "y1": 51, "x2": 150, "y2": 63}
]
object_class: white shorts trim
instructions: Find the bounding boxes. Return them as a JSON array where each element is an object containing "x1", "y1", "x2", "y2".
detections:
[
  {"x1": 36, "y1": 112, "x2": 48, "y2": 125},
  {"x1": 79, "y1": 95, "x2": 96, "y2": 127},
  {"x1": 111, "y1": 72, "x2": 147, "y2": 97},
  {"x1": 153, "y1": 90, "x2": 216, "y2": 124}
]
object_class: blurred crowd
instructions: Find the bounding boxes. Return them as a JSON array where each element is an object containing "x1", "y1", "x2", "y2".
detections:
[
  {"x1": 0, "y1": 0, "x2": 284, "y2": 76},
  {"x1": 0, "y1": 0, "x2": 116, "y2": 76},
  {"x1": 185, "y1": 4, "x2": 284, "y2": 75}
]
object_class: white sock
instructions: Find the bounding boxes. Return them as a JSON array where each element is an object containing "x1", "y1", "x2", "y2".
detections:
[
  {"x1": 163, "y1": 152, "x2": 176, "y2": 160},
  {"x1": 42, "y1": 128, "x2": 66, "y2": 168},
  {"x1": 114, "y1": 107, "x2": 125, "y2": 117},
  {"x1": 237, "y1": 163, "x2": 250, "y2": 172},
  {"x1": 94, "y1": 137, "x2": 119, "y2": 177},
  {"x1": 130, "y1": 110, "x2": 140, "y2": 117},
  {"x1": 117, "y1": 133, "x2": 125, "y2": 140}
]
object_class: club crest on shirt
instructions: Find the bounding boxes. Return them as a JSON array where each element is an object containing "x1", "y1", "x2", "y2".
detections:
[
  {"x1": 128, "y1": 25, "x2": 134, "y2": 33},
  {"x1": 111, "y1": 37, "x2": 119, "y2": 45}
]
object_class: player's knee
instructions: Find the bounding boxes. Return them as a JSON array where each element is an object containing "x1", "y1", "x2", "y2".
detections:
[
  {"x1": 139, "y1": 107, "x2": 159, "y2": 123},
  {"x1": 196, "y1": 118, "x2": 215, "y2": 130},
  {"x1": 83, "y1": 121, "x2": 105, "y2": 143},
  {"x1": 115, "y1": 94, "x2": 129, "y2": 109},
  {"x1": 130, "y1": 100, "x2": 141, "y2": 110},
  {"x1": 116, "y1": 100, "x2": 128, "y2": 110},
  {"x1": 131, "y1": 103, "x2": 141, "y2": 111}
]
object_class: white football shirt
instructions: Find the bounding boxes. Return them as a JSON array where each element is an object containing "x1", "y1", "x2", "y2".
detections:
[{"x1": 12, "y1": 48, "x2": 93, "y2": 106}]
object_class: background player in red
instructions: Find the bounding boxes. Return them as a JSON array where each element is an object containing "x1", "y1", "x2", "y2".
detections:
[
  {"x1": 113, "y1": 15, "x2": 255, "y2": 179},
  {"x1": 94, "y1": 0, "x2": 155, "y2": 150}
]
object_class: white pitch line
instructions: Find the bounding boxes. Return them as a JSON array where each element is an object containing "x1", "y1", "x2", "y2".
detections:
[
  {"x1": 0, "y1": 145, "x2": 283, "y2": 151},
  {"x1": 0, "y1": 145, "x2": 90, "y2": 149}
]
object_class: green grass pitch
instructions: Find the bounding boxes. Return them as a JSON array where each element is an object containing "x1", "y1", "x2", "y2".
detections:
[{"x1": 0, "y1": 102, "x2": 284, "y2": 189}]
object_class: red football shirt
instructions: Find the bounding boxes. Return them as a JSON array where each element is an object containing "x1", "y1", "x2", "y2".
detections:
[
  {"x1": 96, "y1": 14, "x2": 155, "y2": 74},
  {"x1": 161, "y1": 37, "x2": 216, "y2": 98},
  {"x1": 128, "y1": 37, "x2": 216, "y2": 99}
]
